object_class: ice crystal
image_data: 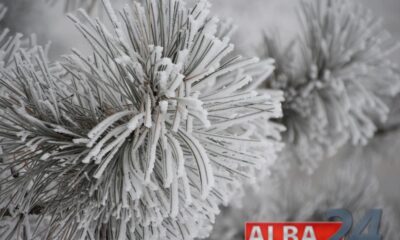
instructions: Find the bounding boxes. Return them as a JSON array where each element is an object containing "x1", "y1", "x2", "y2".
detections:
[
  {"x1": 0, "y1": 0, "x2": 283, "y2": 239},
  {"x1": 261, "y1": 0, "x2": 400, "y2": 172}
]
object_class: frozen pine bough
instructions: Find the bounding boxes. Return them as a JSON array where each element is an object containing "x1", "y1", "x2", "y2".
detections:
[
  {"x1": 0, "y1": 31, "x2": 55, "y2": 240},
  {"x1": 0, "y1": 3, "x2": 46, "y2": 214},
  {"x1": 261, "y1": 0, "x2": 400, "y2": 173},
  {"x1": 0, "y1": 0, "x2": 283, "y2": 239},
  {"x1": 0, "y1": 3, "x2": 13, "y2": 213}
]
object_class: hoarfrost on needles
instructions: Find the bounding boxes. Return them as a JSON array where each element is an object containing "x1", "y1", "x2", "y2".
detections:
[
  {"x1": 261, "y1": 0, "x2": 400, "y2": 173},
  {"x1": 0, "y1": 0, "x2": 283, "y2": 239}
]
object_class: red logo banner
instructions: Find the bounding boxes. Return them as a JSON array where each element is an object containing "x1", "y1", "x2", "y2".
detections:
[{"x1": 245, "y1": 222, "x2": 343, "y2": 240}]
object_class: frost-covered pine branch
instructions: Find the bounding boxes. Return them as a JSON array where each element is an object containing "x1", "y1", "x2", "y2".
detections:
[
  {"x1": 0, "y1": 4, "x2": 56, "y2": 239},
  {"x1": 0, "y1": 0, "x2": 283, "y2": 239},
  {"x1": 261, "y1": 0, "x2": 400, "y2": 172},
  {"x1": 0, "y1": 2, "x2": 41, "y2": 207}
]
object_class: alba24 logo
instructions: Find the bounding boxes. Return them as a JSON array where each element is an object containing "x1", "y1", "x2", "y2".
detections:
[{"x1": 245, "y1": 209, "x2": 382, "y2": 240}]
